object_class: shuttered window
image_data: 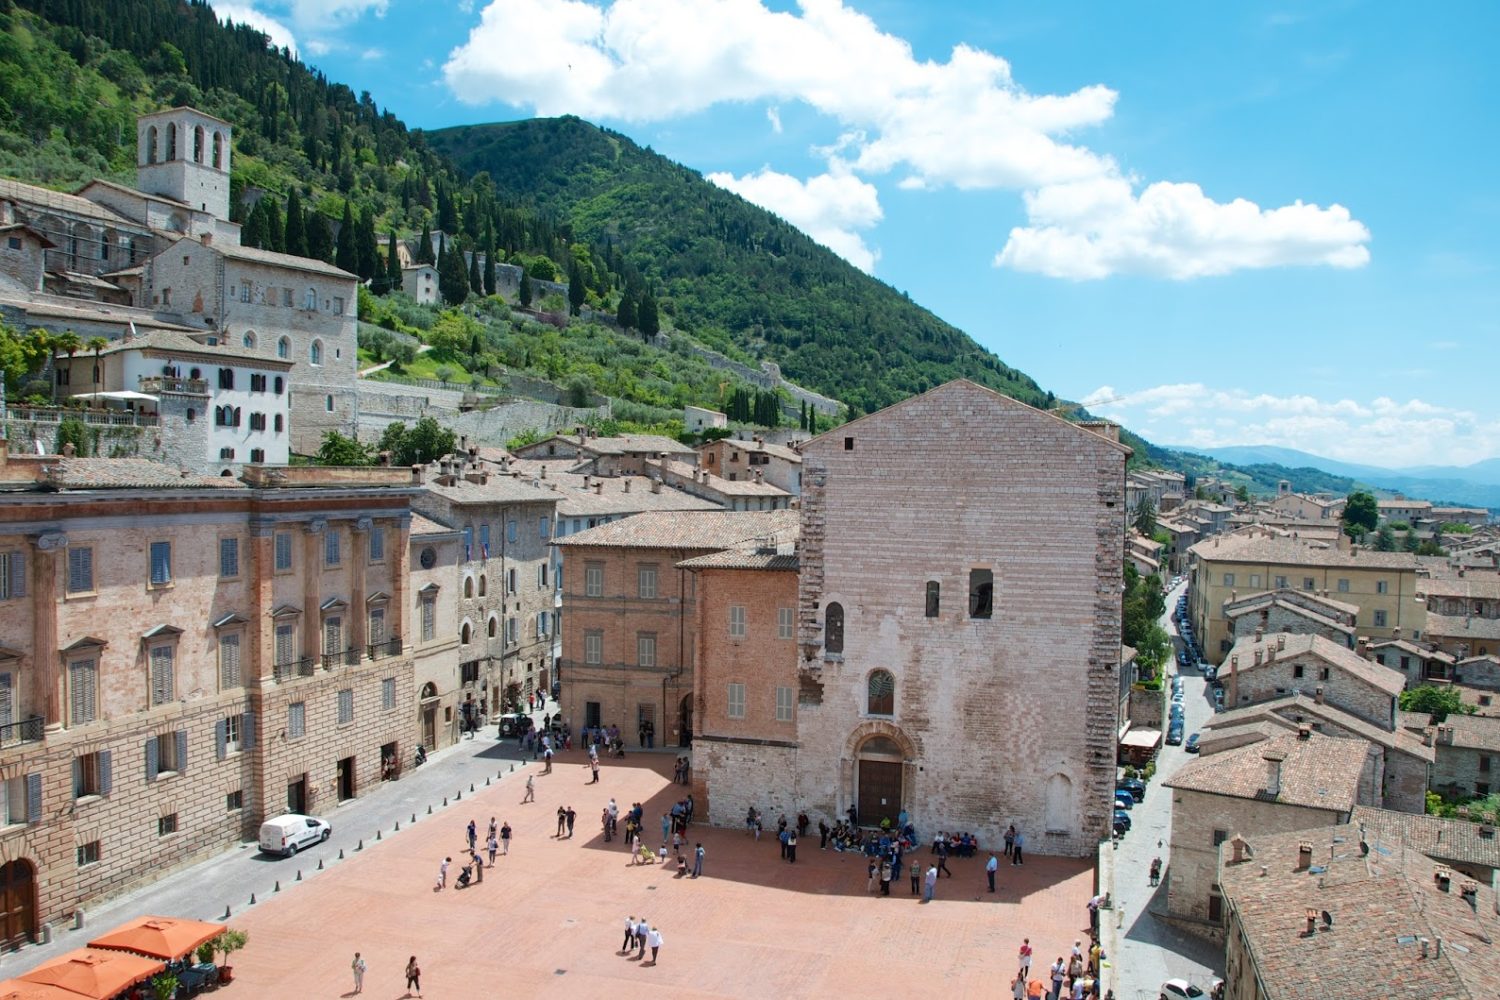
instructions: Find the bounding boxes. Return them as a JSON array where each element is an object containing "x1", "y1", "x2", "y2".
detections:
[
  {"x1": 324, "y1": 617, "x2": 342, "y2": 655},
  {"x1": 368, "y1": 607, "x2": 386, "y2": 644},
  {"x1": 0, "y1": 672, "x2": 11, "y2": 728},
  {"x1": 150, "y1": 645, "x2": 175, "y2": 705},
  {"x1": 0, "y1": 551, "x2": 24, "y2": 599},
  {"x1": 325, "y1": 530, "x2": 341, "y2": 567},
  {"x1": 68, "y1": 659, "x2": 97, "y2": 725},
  {"x1": 274, "y1": 532, "x2": 293, "y2": 571},
  {"x1": 337, "y1": 688, "x2": 354, "y2": 725},
  {"x1": 219, "y1": 537, "x2": 239, "y2": 578},
  {"x1": 68, "y1": 546, "x2": 93, "y2": 593},
  {"x1": 288, "y1": 701, "x2": 305, "y2": 739},
  {"x1": 219, "y1": 633, "x2": 241, "y2": 689},
  {"x1": 382, "y1": 677, "x2": 396, "y2": 711},
  {"x1": 149, "y1": 541, "x2": 172, "y2": 586},
  {"x1": 421, "y1": 599, "x2": 435, "y2": 641},
  {"x1": 368, "y1": 527, "x2": 385, "y2": 562}
]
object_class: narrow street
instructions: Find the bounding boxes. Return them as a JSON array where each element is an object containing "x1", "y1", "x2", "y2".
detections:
[{"x1": 1110, "y1": 578, "x2": 1224, "y2": 1000}]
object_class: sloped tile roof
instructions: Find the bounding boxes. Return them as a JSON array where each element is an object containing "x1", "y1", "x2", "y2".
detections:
[
  {"x1": 1165, "y1": 730, "x2": 1366, "y2": 813},
  {"x1": 555, "y1": 509, "x2": 798, "y2": 551}
]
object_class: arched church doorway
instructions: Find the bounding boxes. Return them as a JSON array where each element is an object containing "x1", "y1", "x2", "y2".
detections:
[
  {"x1": 856, "y1": 735, "x2": 904, "y2": 828},
  {"x1": 0, "y1": 859, "x2": 36, "y2": 950}
]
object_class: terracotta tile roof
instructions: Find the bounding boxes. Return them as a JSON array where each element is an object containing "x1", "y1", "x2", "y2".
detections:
[
  {"x1": 1164, "y1": 730, "x2": 1366, "y2": 813},
  {"x1": 699, "y1": 438, "x2": 803, "y2": 463},
  {"x1": 1224, "y1": 588, "x2": 1360, "y2": 618},
  {"x1": 43, "y1": 458, "x2": 243, "y2": 490},
  {"x1": 1350, "y1": 806, "x2": 1500, "y2": 873},
  {"x1": 1371, "y1": 639, "x2": 1455, "y2": 664},
  {"x1": 420, "y1": 470, "x2": 561, "y2": 507},
  {"x1": 0, "y1": 177, "x2": 139, "y2": 227},
  {"x1": 1189, "y1": 529, "x2": 1424, "y2": 570},
  {"x1": 1203, "y1": 693, "x2": 1435, "y2": 762},
  {"x1": 1226, "y1": 632, "x2": 1407, "y2": 697},
  {"x1": 1437, "y1": 714, "x2": 1500, "y2": 753},
  {"x1": 197, "y1": 238, "x2": 356, "y2": 279},
  {"x1": 92, "y1": 328, "x2": 292, "y2": 368},
  {"x1": 1418, "y1": 576, "x2": 1500, "y2": 600},
  {"x1": 504, "y1": 462, "x2": 721, "y2": 517},
  {"x1": 676, "y1": 527, "x2": 800, "y2": 571},
  {"x1": 656, "y1": 459, "x2": 792, "y2": 497},
  {"x1": 555, "y1": 509, "x2": 798, "y2": 551},
  {"x1": 1219, "y1": 823, "x2": 1500, "y2": 999},
  {"x1": 1423, "y1": 612, "x2": 1500, "y2": 642},
  {"x1": 409, "y1": 513, "x2": 458, "y2": 537}
]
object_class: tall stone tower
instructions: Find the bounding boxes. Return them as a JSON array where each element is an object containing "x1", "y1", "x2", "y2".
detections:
[{"x1": 136, "y1": 108, "x2": 232, "y2": 221}]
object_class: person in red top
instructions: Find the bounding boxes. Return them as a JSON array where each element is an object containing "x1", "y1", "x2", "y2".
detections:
[{"x1": 1017, "y1": 937, "x2": 1034, "y2": 979}]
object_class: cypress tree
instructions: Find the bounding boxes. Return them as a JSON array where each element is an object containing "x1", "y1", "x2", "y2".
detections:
[
  {"x1": 385, "y1": 230, "x2": 402, "y2": 294},
  {"x1": 482, "y1": 227, "x2": 497, "y2": 297},
  {"x1": 283, "y1": 188, "x2": 307, "y2": 257},
  {"x1": 263, "y1": 196, "x2": 285, "y2": 253},
  {"x1": 567, "y1": 256, "x2": 585, "y2": 316},
  {"x1": 306, "y1": 210, "x2": 333, "y2": 263},
  {"x1": 637, "y1": 291, "x2": 660, "y2": 340},
  {"x1": 242, "y1": 200, "x2": 268, "y2": 249},
  {"x1": 335, "y1": 201, "x2": 357, "y2": 273},
  {"x1": 518, "y1": 270, "x2": 532, "y2": 308},
  {"x1": 615, "y1": 291, "x2": 636, "y2": 330},
  {"x1": 416, "y1": 220, "x2": 434, "y2": 264},
  {"x1": 356, "y1": 206, "x2": 378, "y2": 282},
  {"x1": 468, "y1": 249, "x2": 482, "y2": 295},
  {"x1": 438, "y1": 240, "x2": 469, "y2": 306}
]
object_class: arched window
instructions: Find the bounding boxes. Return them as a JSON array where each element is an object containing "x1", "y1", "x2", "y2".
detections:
[
  {"x1": 274, "y1": 376, "x2": 284, "y2": 394},
  {"x1": 212, "y1": 131, "x2": 224, "y2": 169},
  {"x1": 310, "y1": 339, "x2": 323, "y2": 366},
  {"x1": 276, "y1": 336, "x2": 290, "y2": 359},
  {"x1": 1044, "y1": 773, "x2": 1074, "y2": 834},
  {"x1": 478, "y1": 575, "x2": 487, "y2": 597},
  {"x1": 925, "y1": 581, "x2": 940, "y2": 618},
  {"x1": 460, "y1": 623, "x2": 471, "y2": 645},
  {"x1": 825, "y1": 602, "x2": 844, "y2": 654},
  {"x1": 165, "y1": 122, "x2": 178, "y2": 161},
  {"x1": 463, "y1": 577, "x2": 474, "y2": 599},
  {"x1": 867, "y1": 669, "x2": 894, "y2": 715},
  {"x1": 303, "y1": 286, "x2": 317, "y2": 310},
  {"x1": 487, "y1": 617, "x2": 498, "y2": 638},
  {"x1": 273, "y1": 414, "x2": 284, "y2": 433},
  {"x1": 146, "y1": 126, "x2": 159, "y2": 164},
  {"x1": 193, "y1": 125, "x2": 205, "y2": 163},
  {"x1": 242, "y1": 331, "x2": 256, "y2": 350}
]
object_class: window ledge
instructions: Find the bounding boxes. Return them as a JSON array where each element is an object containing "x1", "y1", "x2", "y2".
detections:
[
  {"x1": 147, "y1": 582, "x2": 174, "y2": 592},
  {"x1": 155, "y1": 770, "x2": 180, "y2": 782},
  {"x1": 74, "y1": 794, "x2": 103, "y2": 807},
  {"x1": 65, "y1": 591, "x2": 98, "y2": 601}
]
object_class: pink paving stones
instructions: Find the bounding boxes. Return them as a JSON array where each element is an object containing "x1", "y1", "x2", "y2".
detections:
[{"x1": 226, "y1": 752, "x2": 1095, "y2": 998}]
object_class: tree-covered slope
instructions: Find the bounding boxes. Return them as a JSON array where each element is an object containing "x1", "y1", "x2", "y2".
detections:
[{"x1": 427, "y1": 117, "x2": 1048, "y2": 418}]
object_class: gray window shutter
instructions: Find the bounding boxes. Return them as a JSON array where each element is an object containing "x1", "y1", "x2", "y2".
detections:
[
  {"x1": 99, "y1": 750, "x2": 112, "y2": 797},
  {"x1": 145, "y1": 737, "x2": 158, "y2": 782},
  {"x1": 242, "y1": 712, "x2": 256, "y2": 752},
  {"x1": 8, "y1": 552, "x2": 23, "y2": 599},
  {"x1": 25, "y1": 772, "x2": 40, "y2": 824},
  {"x1": 175, "y1": 729, "x2": 188, "y2": 774},
  {"x1": 215, "y1": 719, "x2": 227, "y2": 761}
]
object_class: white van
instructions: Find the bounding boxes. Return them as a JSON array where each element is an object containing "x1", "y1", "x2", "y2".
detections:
[{"x1": 259, "y1": 813, "x2": 331, "y2": 857}]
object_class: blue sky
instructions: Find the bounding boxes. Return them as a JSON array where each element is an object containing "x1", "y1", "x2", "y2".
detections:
[{"x1": 215, "y1": 0, "x2": 1500, "y2": 468}]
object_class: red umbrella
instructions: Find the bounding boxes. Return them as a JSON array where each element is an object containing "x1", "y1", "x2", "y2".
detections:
[
  {"x1": 88, "y1": 916, "x2": 224, "y2": 961},
  {"x1": 0, "y1": 982, "x2": 98, "y2": 1000},
  {"x1": 17, "y1": 948, "x2": 164, "y2": 999}
]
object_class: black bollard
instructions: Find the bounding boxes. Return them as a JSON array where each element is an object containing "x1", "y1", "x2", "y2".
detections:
[{"x1": 274, "y1": 881, "x2": 281, "y2": 893}]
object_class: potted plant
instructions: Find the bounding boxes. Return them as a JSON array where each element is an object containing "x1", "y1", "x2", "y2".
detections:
[
  {"x1": 211, "y1": 928, "x2": 249, "y2": 982},
  {"x1": 150, "y1": 972, "x2": 179, "y2": 1000},
  {"x1": 195, "y1": 941, "x2": 215, "y2": 965}
]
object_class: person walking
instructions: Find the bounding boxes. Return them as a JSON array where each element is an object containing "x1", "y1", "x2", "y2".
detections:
[
  {"x1": 986, "y1": 852, "x2": 999, "y2": 893},
  {"x1": 634, "y1": 917, "x2": 650, "y2": 959},
  {"x1": 351, "y1": 952, "x2": 366, "y2": 994},
  {"x1": 556, "y1": 806, "x2": 567, "y2": 838},
  {"x1": 910, "y1": 859, "x2": 921, "y2": 895},
  {"x1": 621, "y1": 915, "x2": 636, "y2": 954},
  {"x1": 1049, "y1": 957, "x2": 1065, "y2": 1000},
  {"x1": 935, "y1": 839, "x2": 952, "y2": 878},
  {"x1": 522, "y1": 774, "x2": 535, "y2": 803},
  {"x1": 692, "y1": 842, "x2": 704, "y2": 878},
  {"x1": 471, "y1": 849, "x2": 484, "y2": 883},
  {"x1": 487, "y1": 832, "x2": 498, "y2": 866},
  {"x1": 646, "y1": 925, "x2": 663, "y2": 966},
  {"x1": 1012, "y1": 830, "x2": 1025, "y2": 866},
  {"x1": 779, "y1": 825, "x2": 790, "y2": 860},
  {"x1": 787, "y1": 830, "x2": 798, "y2": 863},
  {"x1": 1005, "y1": 824, "x2": 1016, "y2": 857},
  {"x1": 403, "y1": 955, "x2": 421, "y2": 998},
  {"x1": 1017, "y1": 938, "x2": 1034, "y2": 979},
  {"x1": 501, "y1": 821, "x2": 512, "y2": 854},
  {"x1": 565, "y1": 806, "x2": 576, "y2": 838},
  {"x1": 819, "y1": 819, "x2": 830, "y2": 850},
  {"x1": 867, "y1": 858, "x2": 877, "y2": 893},
  {"x1": 923, "y1": 863, "x2": 938, "y2": 902},
  {"x1": 436, "y1": 857, "x2": 450, "y2": 891},
  {"x1": 879, "y1": 859, "x2": 892, "y2": 896},
  {"x1": 466, "y1": 819, "x2": 477, "y2": 854},
  {"x1": 588, "y1": 757, "x2": 600, "y2": 783}
]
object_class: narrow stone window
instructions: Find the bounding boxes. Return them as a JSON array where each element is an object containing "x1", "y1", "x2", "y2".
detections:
[
  {"x1": 867, "y1": 670, "x2": 894, "y2": 716},
  {"x1": 824, "y1": 602, "x2": 844, "y2": 654},
  {"x1": 969, "y1": 569, "x2": 993, "y2": 619},
  {"x1": 925, "y1": 581, "x2": 940, "y2": 618}
]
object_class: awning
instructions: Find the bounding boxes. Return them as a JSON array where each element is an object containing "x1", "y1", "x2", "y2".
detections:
[
  {"x1": 0, "y1": 982, "x2": 86, "y2": 1000},
  {"x1": 88, "y1": 916, "x2": 225, "y2": 961},
  {"x1": 1121, "y1": 729, "x2": 1162, "y2": 750},
  {"x1": 68, "y1": 391, "x2": 159, "y2": 402},
  {"x1": 16, "y1": 948, "x2": 165, "y2": 998}
]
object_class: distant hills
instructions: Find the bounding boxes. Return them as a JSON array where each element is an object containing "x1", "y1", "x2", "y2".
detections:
[{"x1": 1176, "y1": 445, "x2": 1500, "y2": 510}]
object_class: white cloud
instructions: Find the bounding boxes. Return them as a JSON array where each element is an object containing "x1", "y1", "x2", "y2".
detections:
[
  {"x1": 281, "y1": 0, "x2": 387, "y2": 28},
  {"x1": 1082, "y1": 383, "x2": 1498, "y2": 467},
  {"x1": 360, "y1": 47, "x2": 386, "y2": 60},
  {"x1": 305, "y1": 38, "x2": 332, "y2": 55},
  {"x1": 214, "y1": 3, "x2": 299, "y2": 55},
  {"x1": 995, "y1": 177, "x2": 1370, "y2": 279},
  {"x1": 766, "y1": 106, "x2": 782, "y2": 134},
  {"x1": 708, "y1": 167, "x2": 883, "y2": 273},
  {"x1": 442, "y1": 0, "x2": 1370, "y2": 281}
]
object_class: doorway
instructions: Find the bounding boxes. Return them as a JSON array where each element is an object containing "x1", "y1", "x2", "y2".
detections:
[
  {"x1": 678, "y1": 693, "x2": 693, "y2": 747},
  {"x1": 421, "y1": 706, "x2": 436, "y2": 749},
  {"x1": 287, "y1": 775, "x2": 308, "y2": 815},
  {"x1": 0, "y1": 859, "x2": 35, "y2": 950},
  {"x1": 856, "y1": 736, "x2": 904, "y2": 828},
  {"x1": 584, "y1": 700, "x2": 601, "y2": 730},
  {"x1": 337, "y1": 756, "x2": 356, "y2": 801}
]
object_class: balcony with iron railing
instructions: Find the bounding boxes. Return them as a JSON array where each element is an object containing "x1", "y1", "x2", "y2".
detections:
[
  {"x1": 323, "y1": 647, "x2": 360, "y2": 671},
  {"x1": 273, "y1": 657, "x2": 316, "y2": 683},
  {"x1": 367, "y1": 635, "x2": 402, "y2": 661},
  {"x1": 137, "y1": 375, "x2": 208, "y2": 396},
  {"x1": 0, "y1": 716, "x2": 44, "y2": 749}
]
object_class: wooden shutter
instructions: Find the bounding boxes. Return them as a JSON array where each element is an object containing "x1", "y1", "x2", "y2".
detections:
[
  {"x1": 69, "y1": 659, "x2": 96, "y2": 725},
  {"x1": 220, "y1": 634, "x2": 241, "y2": 689},
  {"x1": 98, "y1": 750, "x2": 112, "y2": 797},
  {"x1": 242, "y1": 712, "x2": 256, "y2": 752},
  {"x1": 25, "y1": 773, "x2": 40, "y2": 824},
  {"x1": 69, "y1": 546, "x2": 92, "y2": 593},
  {"x1": 215, "y1": 718, "x2": 227, "y2": 761},
  {"x1": 175, "y1": 729, "x2": 188, "y2": 775},
  {"x1": 144, "y1": 737, "x2": 158, "y2": 781},
  {"x1": 0, "y1": 672, "x2": 12, "y2": 728},
  {"x1": 275, "y1": 625, "x2": 294, "y2": 666},
  {"x1": 5, "y1": 552, "x2": 23, "y2": 599}
]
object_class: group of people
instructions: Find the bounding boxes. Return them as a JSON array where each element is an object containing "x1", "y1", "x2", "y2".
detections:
[
  {"x1": 618, "y1": 916, "x2": 665, "y2": 966},
  {"x1": 435, "y1": 817, "x2": 514, "y2": 891},
  {"x1": 349, "y1": 953, "x2": 422, "y2": 997},
  {"x1": 932, "y1": 830, "x2": 982, "y2": 858},
  {"x1": 1013, "y1": 935, "x2": 1105, "y2": 1000},
  {"x1": 580, "y1": 722, "x2": 627, "y2": 757},
  {"x1": 671, "y1": 756, "x2": 691, "y2": 784}
]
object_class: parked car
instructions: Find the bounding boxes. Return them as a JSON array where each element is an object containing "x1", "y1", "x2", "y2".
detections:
[
  {"x1": 1114, "y1": 794, "x2": 1133, "y2": 812},
  {"x1": 1160, "y1": 980, "x2": 1207, "y2": 1000},
  {"x1": 1166, "y1": 725, "x2": 1184, "y2": 746},
  {"x1": 1213, "y1": 688, "x2": 1226, "y2": 710},
  {"x1": 1113, "y1": 809, "x2": 1132, "y2": 832},
  {"x1": 1117, "y1": 777, "x2": 1146, "y2": 801},
  {"x1": 1114, "y1": 787, "x2": 1138, "y2": 807},
  {"x1": 497, "y1": 713, "x2": 534, "y2": 737},
  {"x1": 1185, "y1": 733, "x2": 1201, "y2": 754},
  {"x1": 259, "y1": 814, "x2": 332, "y2": 857}
]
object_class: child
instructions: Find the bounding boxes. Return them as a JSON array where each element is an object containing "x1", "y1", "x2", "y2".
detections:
[{"x1": 658, "y1": 843, "x2": 669, "y2": 864}]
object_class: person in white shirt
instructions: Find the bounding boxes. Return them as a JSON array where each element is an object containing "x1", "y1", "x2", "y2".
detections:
[
  {"x1": 646, "y1": 926, "x2": 664, "y2": 965},
  {"x1": 620, "y1": 915, "x2": 635, "y2": 954}
]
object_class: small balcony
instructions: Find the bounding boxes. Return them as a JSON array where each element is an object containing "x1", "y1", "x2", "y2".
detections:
[
  {"x1": 322, "y1": 647, "x2": 360, "y2": 670},
  {"x1": 273, "y1": 657, "x2": 315, "y2": 683},
  {"x1": 367, "y1": 635, "x2": 402, "y2": 661},
  {"x1": 0, "y1": 716, "x2": 44, "y2": 749},
  {"x1": 138, "y1": 375, "x2": 208, "y2": 396}
]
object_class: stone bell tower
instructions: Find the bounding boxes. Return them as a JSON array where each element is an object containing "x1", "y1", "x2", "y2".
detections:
[{"x1": 136, "y1": 107, "x2": 232, "y2": 221}]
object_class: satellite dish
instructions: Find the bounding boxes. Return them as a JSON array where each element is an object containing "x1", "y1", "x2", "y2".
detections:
[{"x1": 1322, "y1": 910, "x2": 1333, "y2": 928}]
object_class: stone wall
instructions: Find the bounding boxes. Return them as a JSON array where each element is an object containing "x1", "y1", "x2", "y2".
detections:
[
  {"x1": 1224, "y1": 648, "x2": 1397, "y2": 729},
  {"x1": 1229, "y1": 602, "x2": 1354, "y2": 647},
  {"x1": 1129, "y1": 684, "x2": 1165, "y2": 729},
  {"x1": 696, "y1": 741, "x2": 798, "y2": 834}
]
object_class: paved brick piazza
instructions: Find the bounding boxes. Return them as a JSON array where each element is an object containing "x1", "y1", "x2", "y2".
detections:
[{"x1": 229, "y1": 752, "x2": 1096, "y2": 998}]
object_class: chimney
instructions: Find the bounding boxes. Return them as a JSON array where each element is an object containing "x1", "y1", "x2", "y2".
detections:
[
  {"x1": 624, "y1": 479, "x2": 632, "y2": 493},
  {"x1": 594, "y1": 482, "x2": 603, "y2": 495},
  {"x1": 1356, "y1": 637, "x2": 1369, "y2": 659},
  {"x1": 61, "y1": 442, "x2": 76, "y2": 458},
  {"x1": 754, "y1": 469, "x2": 764, "y2": 484},
  {"x1": 460, "y1": 435, "x2": 467, "y2": 450},
  {"x1": 1314, "y1": 687, "x2": 1324, "y2": 706},
  {"x1": 651, "y1": 478, "x2": 662, "y2": 494},
  {"x1": 1231, "y1": 837, "x2": 1246, "y2": 863},
  {"x1": 1263, "y1": 750, "x2": 1286, "y2": 796},
  {"x1": 200, "y1": 231, "x2": 213, "y2": 246},
  {"x1": 1434, "y1": 866, "x2": 1453, "y2": 891},
  {"x1": 1230, "y1": 653, "x2": 1240, "y2": 707},
  {"x1": 1461, "y1": 880, "x2": 1479, "y2": 910},
  {"x1": 1304, "y1": 908, "x2": 1318, "y2": 934},
  {"x1": 582, "y1": 475, "x2": 591, "y2": 489},
  {"x1": 1419, "y1": 937, "x2": 1430, "y2": 958},
  {"x1": 1277, "y1": 635, "x2": 1286, "y2": 651},
  {"x1": 1298, "y1": 723, "x2": 1313, "y2": 739},
  {"x1": 410, "y1": 464, "x2": 422, "y2": 485},
  {"x1": 1254, "y1": 648, "x2": 1263, "y2": 666}
]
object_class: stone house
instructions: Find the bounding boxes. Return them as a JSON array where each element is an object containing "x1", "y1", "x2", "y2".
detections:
[
  {"x1": 1221, "y1": 632, "x2": 1404, "y2": 729},
  {"x1": 0, "y1": 448, "x2": 417, "y2": 948},
  {"x1": 682, "y1": 406, "x2": 726, "y2": 434},
  {"x1": 512, "y1": 432, "x2": 695, "y2": 476},
  {"x1": 1415, "y1": 574, "x2": 1500, "y2": 659},
  {"x1": 645, "y1": 458, "x2": 793, "y2": 511},
  {"x1": 400, "y1": 264, "x2": 439, "y2": 305},
  {"x1": 1377, "y1": 497, "x2": 1433, "y2": 525},
  {"x1": 794, "y1": 379, "x2": 1128, "y2": 856},
  {"x1": 1349, "y1": 805, "x2": 1500, "y2": 884},
  {"x1": 414, "y1": 457, "x2": 561, "y2": 709},
  {"x1": 695, "y1": 436, "x2": 803, "y2": 495},
  {"x1": 1224, "y1": 588, "x2": 1358, "y2": 649},
  {"x1": 1218, "y1": 822, "x2": 1500, "y2": 1000},
  {"x1": 1188, "y1": 529, "x2": 1424, "y2": 661},
  {"x1": 555, "y1": 509, "x2": 798, "y2": 747},
  {"x1": 407, "y1": 512, "x2": 463, "y2": 751},
  {"x1": 1162, "y1": 729, "x2": 1366, "y2": 935},
  {"x1": 1266, "y1": 481, "x2": 1345, "y2": 522},
  {"x1": 1429, "y1": 714, "x2": 1500, "y2": 799},
  {"x1": 1368, "y1": 637, "x2": 1456, "y2": 685}
]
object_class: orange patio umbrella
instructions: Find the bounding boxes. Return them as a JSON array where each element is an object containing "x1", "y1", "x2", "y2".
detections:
[
  {"x1": 0, "y1": 982, "x2": 99, "y2": 1000},
  {"x1": 88, "y1": 916, "x2": 224, "y2": 961},
  {"x1": 17, "y1": 948, "x2": 164, "y2": 999}
]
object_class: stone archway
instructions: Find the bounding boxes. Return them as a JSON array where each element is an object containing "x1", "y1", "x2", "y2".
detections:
[
  {"x1": 0, "y1": 859, "x2": 36, "y2": 950},
  {"x1": 842, "y1": 721, "x2": 918, "y2": 828}
]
